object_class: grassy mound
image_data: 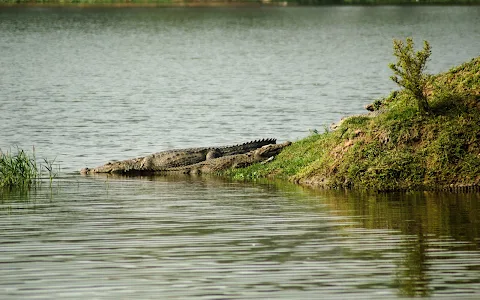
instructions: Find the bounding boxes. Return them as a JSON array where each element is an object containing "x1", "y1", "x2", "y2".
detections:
[{"x1": 226, "y1": 56, "x2": 480, "y2": 191}]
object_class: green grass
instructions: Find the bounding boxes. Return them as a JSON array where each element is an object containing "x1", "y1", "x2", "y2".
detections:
[
  {"x1": 226, "y1": 56, "x2": 480, "y2": 191},
  {"x1": 0, "y1": 148, "x2": 38, "y2": 189}
]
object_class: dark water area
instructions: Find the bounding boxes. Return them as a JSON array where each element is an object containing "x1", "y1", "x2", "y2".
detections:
[
  {"x1": 1, "y1": 177, "x2": 480, "y2": 298},
  {"x1": 1, "y1": 6, "x2": 480, "y2": 299}
]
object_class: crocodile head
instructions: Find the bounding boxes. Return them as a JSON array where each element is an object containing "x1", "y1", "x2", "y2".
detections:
[
  {"x1": 80, "y1": 161, "x2": 119, "y2": 174},
  {"x1": 253, "y1": 141, "x2": 292, "y2": 160},
  {"x1": 80, "y1": 157, "x2": 144, "y2": 175}
]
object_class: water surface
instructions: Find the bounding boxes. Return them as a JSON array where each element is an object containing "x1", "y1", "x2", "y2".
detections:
[
  {"x1": 1, "y1": 6, "x2": 479, "y2": 170},
  {"x1": 1, "y1": 6, "x2": 480, "y2": 299},
  {"x1": 1, "y1": 177, "x2": 480, "y2": 298}
]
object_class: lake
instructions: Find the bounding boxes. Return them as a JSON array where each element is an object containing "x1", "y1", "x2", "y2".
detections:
[{"x1": 1, "y1": 6, "x2": 480, "y2": 299}]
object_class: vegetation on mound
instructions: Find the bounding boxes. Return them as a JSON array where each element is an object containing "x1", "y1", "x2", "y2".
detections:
[{"x1": 226, "y1": 41, "x2": 480, "y2": 191}]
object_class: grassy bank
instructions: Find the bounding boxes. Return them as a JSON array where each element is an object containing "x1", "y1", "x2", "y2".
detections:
[
  {"x1": 227, "y1": 55, "x2": 480, "y2": 191},
  {"x1": 2, "y1": 0, "x2": 480, "y2": 6}
]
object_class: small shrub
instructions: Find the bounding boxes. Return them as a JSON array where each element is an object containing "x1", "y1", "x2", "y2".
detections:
[{"x1": 389, "y1": 38, "x2": 432, "y2": 113}]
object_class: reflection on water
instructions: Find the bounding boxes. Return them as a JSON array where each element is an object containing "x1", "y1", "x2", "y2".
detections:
[
  {"x1": 305, "y1": 189, "x2": 480, "y2": 297},
  {"x1": 1, "y1": 176, "x2": 479, "y2": 298}
]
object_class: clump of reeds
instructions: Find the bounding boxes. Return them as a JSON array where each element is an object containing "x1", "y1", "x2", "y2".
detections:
[{"x1": 0, "y1": 148, "x2": 39, "y2": 188}]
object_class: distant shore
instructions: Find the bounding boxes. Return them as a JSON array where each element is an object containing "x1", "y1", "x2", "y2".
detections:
[
  {"x1": 0, "y1": 1, "x2": 280, "y2": 8},
  {"x1": 2, "y1": 0, "x2": 480, "y2": 8}
]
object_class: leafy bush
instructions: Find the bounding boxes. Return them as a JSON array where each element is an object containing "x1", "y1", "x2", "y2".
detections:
[{"x1": 389, "y1": 38, "x2": 432, "y2": 113}]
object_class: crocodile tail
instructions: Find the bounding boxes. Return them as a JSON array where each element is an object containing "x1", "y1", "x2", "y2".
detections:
[{"x1": 220, "y1": 138, "x2": 277, "y2": 155}]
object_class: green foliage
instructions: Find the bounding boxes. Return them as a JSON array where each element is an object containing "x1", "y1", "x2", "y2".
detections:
[
  {"x1": 0, "y1": 148, "x2": 59, "y2": 190},
  {"x1": 0, "y1": 148, "x2": 38, "y2": 188},
  {"x1": 226, "y1": 53, "x2": 480, "y2": 191},
  {"x1": 389, "y1": 38, "x2": 432, "y2": 113}
]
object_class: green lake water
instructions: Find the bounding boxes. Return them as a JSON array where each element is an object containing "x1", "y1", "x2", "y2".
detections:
[{"x1": 1, "y1": 6, "x2": 480, "y2": 298}]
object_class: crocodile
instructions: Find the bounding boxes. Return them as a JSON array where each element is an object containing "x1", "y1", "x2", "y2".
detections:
[
  {"x1": 80, "y1": 138, "x2": 277, "y2": 175},
  {"x1": 150, "y1": 141, "x2": 292, "y2": 175}
]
